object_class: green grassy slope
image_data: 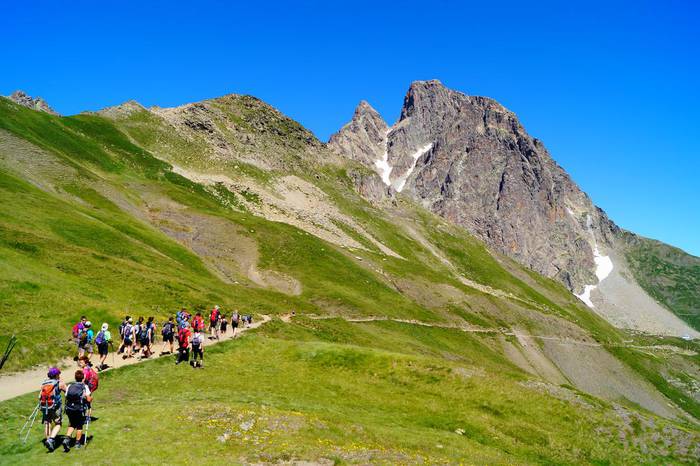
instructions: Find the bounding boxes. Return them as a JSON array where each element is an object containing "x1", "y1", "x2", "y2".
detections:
[{"x1": 623, "y1": 232, "x2": 700, "y2": 331}]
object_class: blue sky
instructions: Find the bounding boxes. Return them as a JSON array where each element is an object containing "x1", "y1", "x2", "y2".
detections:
[{"x1": 3, "y1": 1, "x2": 699, "y2": 255}]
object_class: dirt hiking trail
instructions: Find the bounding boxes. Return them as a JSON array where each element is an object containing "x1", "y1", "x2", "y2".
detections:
[{"x1": 0, "y1": 316, "x2": 271, "y2": 402}]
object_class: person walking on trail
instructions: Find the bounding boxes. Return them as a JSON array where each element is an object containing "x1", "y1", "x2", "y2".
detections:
[
  {"x1": 231, "y1": 310, "x2": 240, "y2": 338},
  {"x1": 209, "y1": 305, "x2": 221, "y2": 340},
  {"x1": 176, "y1": 308, "x2": 190, "y2": 330},
  {"x1": 117, "y1": 315, "x2": 130, "y2": 355},
  {"x1": 78, "y1": 357, "x2": 99, "y2": 420},
  {"x1": 160, "y1": 317, "x2": 176, "y2": 355},
  {"x1": 138, "y1": 317, "x2": 154, "y2": 359},
  {"x1": 220, "y1": 315, "x2": 228, "y2": 336},
  {"x1": 192, "y1": 312, "x2": 205, "y2": 333},
  {"x1": 122, "y1": 317, "x2": 134, "y2": 359},
  {"x1": 40, "y1": 367, "x2": 67, "y2": 452},
  {"x1": 191, "y1": 328, "x2": 204, "y2": 368},
  {"x1": 95, "y1": 323, "x2": 112, "y2": 370},
  {"x1": 77, "y1": 321, "x2": 94, "y2": 359},
  {"x1": 132, "y1": 317, "x2": 144, "y2": 354},
  {"x1": 71, "y1": 316, "x2": 87, "y2": 360},
  {"x1": 62, "y1": 370, "x2": 93, "y2": 452},
  {"x1": 176, "y1": 322, "x2": 192, "y2": 365}
]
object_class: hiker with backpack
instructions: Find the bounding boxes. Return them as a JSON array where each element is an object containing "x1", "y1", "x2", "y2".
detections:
[
  {"x1": 77, "y1": 321, "x2": 94, "y2": 359},
  {"x1": 209, "y1": 305, "x2": 221, "y2": 340},
  {"x1": 138, "y1": 317, "x2": 153, "y2": 359},
  {"x1": 132, "y1": 317, "x2": 144, "y2": 354},
  {"x1": 220, "y1": 315, "x2": 228, "y2": 335},
  {"x1": 231, "y1": 310, "x2": 240, "y2": 337},
  {"x1": 176, "y1": 322, "x2": 192, "y2": 365},
  {"x1": 71, "y1": 316, "x2": 86, "y2": 359},
  {"x1": 192, "y1": 312, "x2": 205, "y2": 333},
  {"x1": 122, "y1": 317, "x2": 134, "y2": 359},
  {"x1": 160, "y1": 316, "x2": 176, "y2": 355},
  {"x1": 95, "y1": 323, "x2": 112, "y2": 370},
  {"x1": 40, "y1": 367, "x2": 67, "y2": 452},
  {"x1": 117, "y1": 315, "x2": 130, "y2": 355},
  {"x1": 62, "y1": 370, "x2": 93, "y2": 452},
  {"x1": 78, "y1": 357, "x2": 99, "y2": 419},
  {"x1": 191, "y1": 328, "x2": 204, "y2": 368}
]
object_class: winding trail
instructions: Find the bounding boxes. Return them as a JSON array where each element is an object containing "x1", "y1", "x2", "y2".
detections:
[
  {"x1": 0, "y1": 315, "x2": 271, "y2": 402},
  {"x1": 1, "y1": 313, "x2": 694, "y2": 403}
]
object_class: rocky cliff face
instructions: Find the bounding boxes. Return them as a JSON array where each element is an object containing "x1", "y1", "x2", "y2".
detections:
[
  {"x1": 329, "y1": 80, "x2": 619, "y2": 293},
  {"x1": 7, "y1": 90, "x2": 59, "y2": 115}
]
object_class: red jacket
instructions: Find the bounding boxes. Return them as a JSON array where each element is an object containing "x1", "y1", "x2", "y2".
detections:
[{"x1": 177, "y1": 328, "x2": 192, "y2": 348}]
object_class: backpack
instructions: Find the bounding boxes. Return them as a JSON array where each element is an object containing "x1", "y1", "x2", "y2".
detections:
[
  {"x1": 72, "y1": 323, "x2": 82, "y2": 338},
  {"x1": 123, "y1": 323, "x2": 133, "y2": 339},
  {"x1": 211, "y1": 309, "x2": 219, "y2": 322},
  {"x1": 65, "y1": 382, "x2": 86, "y2": 411},
  {"x1": 162, "y1": 322, "x2": 174, "y2": 337},
  {"x1": 78, "y1": 328, "x2": 88, "y2": 345},
  {"x1": 139, "y1": 324, "x2": 149, "y2": 341},
  {"x1": 177, "y1": 328, "x2": 189, "y2": 347},
  {"x1": 192, "y1": 333, "x2": 203, "y2": 346},
  {"x1": 84, "y1": 367, "x2": 99, "y2": 392},
  {"x1": 193, "y1": 317, "x2": 204, "y2": 332},
  {"x1": 95, "y1": 330, "x2": 105, "y2": 345},
  {"x1": 39, "y1": 379, "x2": 61, "y2": 409},
  {"x1": 232, "y1": 313, "x2": 239, "y2": 323}
]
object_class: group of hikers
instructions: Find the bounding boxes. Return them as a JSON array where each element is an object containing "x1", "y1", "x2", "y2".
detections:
[{"x1": 35, "y1": 305, "x2": 253, "y2": 453}]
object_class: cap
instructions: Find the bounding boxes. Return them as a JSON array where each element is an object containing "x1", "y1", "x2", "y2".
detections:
[
  {"x1": 85, "y1": 321, "x2": 92, "y2": 328},
  {"x1": 47, "y1": 367, "x2": 61, "y2": 378}
]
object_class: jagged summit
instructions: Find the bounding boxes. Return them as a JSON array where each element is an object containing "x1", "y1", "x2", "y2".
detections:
[
  {"x1": 328, "y1": 80, "x2": 699, "y2": 337},
  {"x1": 95, "y1": 100, "x2": 146, "y2": 119},
  {"x1": 6, "y1": 90, "x2": 59, "y2": 115}
]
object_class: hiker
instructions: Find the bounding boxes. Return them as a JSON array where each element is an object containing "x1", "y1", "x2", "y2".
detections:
[
  {"x1": 176, "y1": 307, "x2": 191, "y2": 330},
  {"x1": 220, "y1": 315, "x2": 228, "y2": 335},
  {"x1": 78, "y1": 357, "x2": 98, "y2": 418},
  {"x1": 192, "y1": 312, "x2": 205, "y2": 333},
  {"x1": 191, "y1": 328, "x2": 204, "y2": 368},
  {"x1": 62, "y1": 370, "x2": 93, "y2": 452},
  {"x1": 138, "y1": 317, "x2": 153, "y2": 359},
  {"x1": 122, "y1": 317, "x2": 134, "y2": 359},
  {"x1": 71, "y1": 316, "x2": 87, "y2": 359},
  {"x1": 243, "y1": 314, "x2": 253, "y2": 327},
  {"x1": 117, "y1": 315, "x2": 130, "y2": 354},
  {"x1": 95, "y1": 323, "x2": 112, "y2": 370},
  {"x1": 132, "y1": 317, "x2": 144, "y2": 354},
  {"x1": 160, "y1": 317, "x2": 176, "y2": 355},
  {"x1": 176, "y1": 322, "x2": 192, "y2": 365},
  {"x1": 209, "y1": 305, "x2": 221, "y2": 340},
  {"x1": 231, "y1": 310, "x2": 240, "y2": 337},
  {"x1": 40, "y1": 367, "x2": 67, "y2": 452},
  {"x1": 77, "y1": 321, "x2": 94, "y2": 359}
]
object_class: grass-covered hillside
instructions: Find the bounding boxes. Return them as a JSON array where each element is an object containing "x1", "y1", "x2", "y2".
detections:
[
  {"x1": 623, "y1": 232, "x2": 700, "y2": 331},
  {"x1": 0, "y1": 95, "x2": 698, "y2": 464}
]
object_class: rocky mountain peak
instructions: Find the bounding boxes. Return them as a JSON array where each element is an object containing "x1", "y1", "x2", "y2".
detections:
[
  {"x1": 7, "y1": 90, "x2": 59, "y2": 115},
  {"x1": 330, "y1": 80, "x2": 620, "y2": 294}
]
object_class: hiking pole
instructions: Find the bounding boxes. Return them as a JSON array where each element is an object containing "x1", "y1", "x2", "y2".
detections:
[
  {"x1": 19, "y1": 403, "x2": 40, "y2": 443},
  {"x1": 82, "y1": 410, "x2": 91, "y2": 450},
  {"x1": 0, "y1": 335, "x2": 17, "y2": 371}
]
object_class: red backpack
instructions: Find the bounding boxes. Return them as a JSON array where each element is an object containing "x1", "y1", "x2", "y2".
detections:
[
  {"x1": 193, "y1": 316, "x2": 204, "y2": 332},
  {"x1": 83, "y1": 367, "x2": 99, "y2": 392},
  {"x1": 39, "y1": 379, "x2": 61, "y2": 409}
]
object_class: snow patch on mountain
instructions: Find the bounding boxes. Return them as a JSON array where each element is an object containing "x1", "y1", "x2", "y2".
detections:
[
  {"x1": 374, "y1": 128, "x2": 393, "y2": 186},
  {"x1": 574, "y1": 214, "x2": 614, "y2": 308},
  {"x1": 393, "y1": 143, "x2": 433, "y2": 192}
]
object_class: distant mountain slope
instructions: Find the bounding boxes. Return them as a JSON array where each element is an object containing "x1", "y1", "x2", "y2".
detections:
[{"x1": 329, "y1": 80, "x2": 699, "y2": 338}]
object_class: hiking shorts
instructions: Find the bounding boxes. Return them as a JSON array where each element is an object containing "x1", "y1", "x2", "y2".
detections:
[
  {"x1": 41, "y1": 407, "x2": 62, "y2": 425},
  {"x1": 163, "y1": 334, "x2": 173, "y2": 343},
  {"x1": 139, "y1": 337, "x2": 149, "y2": 347},
  {"x1": 124, "y1": 338, "x2": 132, "y2": 346},
  {"x1": 232, "y1": 321, "x2": 238, "y2": 329},
  {"x1": 98, "y1": 342, "x2": 109, "y2": 356},
  {"x1": 192, "y1": 344, "x2": 203, "y2": 360},
  {"x1": 66, "y1": 409, "x2": 86, "y2": 429}
]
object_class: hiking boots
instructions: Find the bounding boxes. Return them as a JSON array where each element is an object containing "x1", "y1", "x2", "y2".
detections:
[
  {"x1": 62, "y1": 437, "x2": 71, "y2": 452},
  {"x1": 45, "y1": 437, "x2": 55, "y2": 452}
]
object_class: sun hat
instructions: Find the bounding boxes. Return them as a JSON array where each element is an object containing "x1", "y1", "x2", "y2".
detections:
[{"x1": 101, "y1": 323, "x2": 108, "y2": 331}]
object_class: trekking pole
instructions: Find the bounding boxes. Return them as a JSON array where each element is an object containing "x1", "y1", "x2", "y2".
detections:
[
  {"x1": 82, "y1": 411, "x2": 91, "y2": 450},
  {"x1": 0, "y1": 335, "x2": 17, "y2": 371},
  {"x1": 19, "y1": 403, "x2": 40, "y2": 443}
]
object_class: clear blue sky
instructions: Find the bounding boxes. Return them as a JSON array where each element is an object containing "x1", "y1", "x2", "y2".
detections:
[{"x1": 3, "y1": 1, "x2": 699, "y2": 256}]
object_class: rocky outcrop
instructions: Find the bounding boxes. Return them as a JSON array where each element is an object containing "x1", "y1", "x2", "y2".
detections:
[
  {"x1": 7, "y1": 90, "x2": 59, "y2": 115},
  {"x1": 329, "y1": 80, "x2": 619, "y2": 293}
]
